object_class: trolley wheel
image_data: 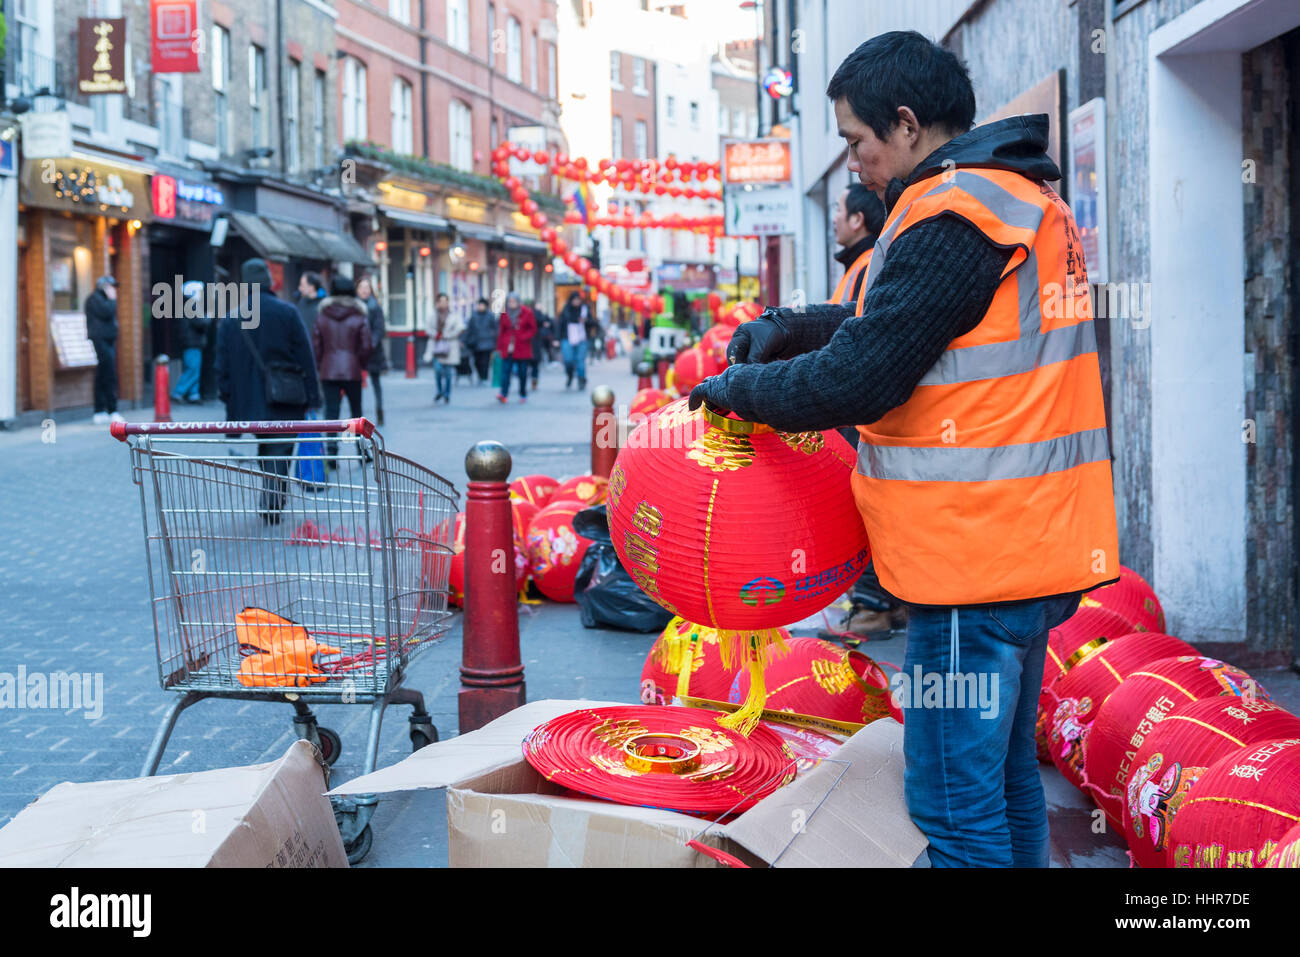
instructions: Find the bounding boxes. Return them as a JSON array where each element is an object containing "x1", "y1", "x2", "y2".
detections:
[
  {"x1": 316, "y1": 726, "x2": 342, "y2": 766},
  {"x1": 344, "y1": 824, "x2": 373, "y2": 865},
  {"x1": 410, "y1": 724, "x2": 438, "y2": 752}
]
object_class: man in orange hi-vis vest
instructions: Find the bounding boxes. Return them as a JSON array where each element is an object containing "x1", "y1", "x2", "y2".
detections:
[
  {"x1": 828, "y1": 183, "x2": 885, "y2": 308},
  {"x1": 690, "y1": 31, "x2": 1119, "y2": 867}
]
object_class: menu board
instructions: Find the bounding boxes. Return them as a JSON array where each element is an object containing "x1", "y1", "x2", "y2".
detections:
[{"x1": 50, "y1": 312, "x2": 100, "y2": 369}]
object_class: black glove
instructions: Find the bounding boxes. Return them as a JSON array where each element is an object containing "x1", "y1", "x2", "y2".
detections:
[
  {"x1": 687, "y1": 369, "x2": 732, "y2": 413},
  {"x1": 725, "y1": 308, "x2": 791, "y2": 365}
]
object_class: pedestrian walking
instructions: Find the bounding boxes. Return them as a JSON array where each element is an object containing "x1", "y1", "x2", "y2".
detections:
[
  {"x1": 214, "y1": 258, "x2": 321, "y2": 521},
  {"x1": 85, "y1": 275, "x2": 122, "y2": 424},
  {"x1": 528, "y1": 299, "x2": 553, "y2": 390},
  {"x1": 427, "y1": 291, "x2": 466, "y2": 404},
  {"x1": 170, "y1": 280, "x2": 210, "y2": 404},
  {"x1": 296, "y1": 271, "x2": 325, "y2": 344},
  {"x1": 585, "y1": 308, "x2": 605, "y2": 364},
  {"x1": 557, "y1": 291, "x2": 589, "y2": 390},
  {"x1": 465, "y1": 297, "x2": 498, "y2": 385},
  {"x1": 356, "y1": 275, "x2": 388, "y2": 425},
  {"x1": 495, "y1": 292, "x2": 536, "y2": 404},
  {"x1": 311, "y1": 275, "x2": 373, "y2": 463},
  {"x1": 689, "y1": 30, "x2": 1118, "y2": 868}
]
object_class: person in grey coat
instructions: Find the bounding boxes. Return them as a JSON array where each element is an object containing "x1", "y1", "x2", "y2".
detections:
[
  {"x1": 356, "y1": 275, "x2": 388, "y2": 425},
  {"x1": 465, "y1": 297, "x2": 498, "y2": 385}
]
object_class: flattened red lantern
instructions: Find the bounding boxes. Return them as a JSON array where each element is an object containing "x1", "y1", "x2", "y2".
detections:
[
  {"x1": 549, "y1": 474, "x2": 608, "y2": 508},
  {"x1": 525, "y1": 501, "x2": 594, "y2": 602},
  {"x1": 608, "y1": 397, "x2": 871, "y2": 734},
  {"x1": 1081, "y1": 565, "x2": 1166, "y2": 633},
  {"x1": 728, "y1": 637, "x2": 900, "y2": 726}
]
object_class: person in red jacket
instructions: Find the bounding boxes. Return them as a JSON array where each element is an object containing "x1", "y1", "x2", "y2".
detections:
[{"x1": 496, "y1": 292, "x2": 536, "y2": 404}]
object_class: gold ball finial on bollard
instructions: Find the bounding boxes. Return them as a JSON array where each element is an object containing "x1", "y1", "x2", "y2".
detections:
[
  {"x1": 465, "y1": 441, "x2": 512, "y2": 482},
  {"x1": 591, "y1": 385, "x2": 615, "y2": 408},
  {"x1": 634, "y1": 360, "x2": 654, "y2": 378}
]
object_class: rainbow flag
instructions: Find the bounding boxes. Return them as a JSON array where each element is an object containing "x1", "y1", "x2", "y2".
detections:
[{"x1": 571, "y1": 182, "x2": 594, "y2": 232}]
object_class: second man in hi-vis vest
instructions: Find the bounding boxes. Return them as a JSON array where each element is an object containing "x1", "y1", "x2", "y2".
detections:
[
  {"x1": 690, "y1": 30, "x2": 1119, "y2": 868},
  {"x1": 828, "y1": 183, "x2": 886, "y2": 307}
]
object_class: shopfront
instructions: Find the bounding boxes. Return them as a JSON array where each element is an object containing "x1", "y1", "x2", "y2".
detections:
[
  {"x1": 374, "y1": 202, "x2": 450, "y2": 368},
  {"x1": 17, "y1": 153, "x2": 152, "y2": 414}
]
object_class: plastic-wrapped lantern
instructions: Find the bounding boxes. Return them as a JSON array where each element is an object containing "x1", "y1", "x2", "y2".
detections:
[
  {"x1": 1123, "y1": 697, "x2": 1300, "y2": 868},
  {"x1": 1080, "y1": 565, "x2": 1166, "y2": 634},
  {"x1": 700, "y1": 324, "x2": 734, "y2": 367},
  {"x1": 509, "y1": 473, "x2": 559, "y2": 508},
  {"x1": 1044, "y1": 632, "x2": 1197, "y2": 790},
  {"x1": 671, "y1": 345, "x2": 718, "y2": 397},
  {"x1": 630, "y1": 388, "x2": 673, "y2": 418},
  {"x1": 728, "y1": 637, "x2": 900, "y2": 726},
  {"x1": 608, "y1": 397, "x2": 871, "y2": 734},
  {"x1": 1036, "y1": 604, "x2": 1136, "y2": 762},
  {"x1": 1168, "y1": 736, "x2": 1300, "y2": 868},
  {"x1": 1265, "y1": 823, "x2": 1300, "y2": 868},
  {"x1": 549, "y1": 474, "x2": 608, "y2": 508},
  {"x1": 525, "y1": 501, "x2": 594, "y2": 602},
  {"x1": 639, "y1": 616, "x2": 772, "y2": 706},
  {"x1": 1081, "y1": 656, "x2": 1263, "y2": 827}
]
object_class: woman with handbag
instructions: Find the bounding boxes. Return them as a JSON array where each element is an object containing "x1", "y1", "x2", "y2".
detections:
[
  {"x1": 311, "y1": 276, "x2": 373, "y2": 464},
  {"x1": 427, "y1": 292, "x2": 466, "y2": 404}
]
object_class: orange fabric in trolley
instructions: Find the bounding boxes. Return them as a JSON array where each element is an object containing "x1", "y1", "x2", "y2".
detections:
[
  {"x1": 829, "y1": 246, "x2": 873, "y2": 306},
  {"x1": 850, "y1": 167, "x2": 1118, "y2": 605},
  {"x1": 235, "y1": 607, "x2": 341, "y2": 687}
]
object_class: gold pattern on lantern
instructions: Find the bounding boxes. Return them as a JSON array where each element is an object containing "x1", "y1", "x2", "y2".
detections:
[
  {"x1": 593, "y1": 717, "x2": 646, "y2": 748},
  {"x1": 684, "y1": 726, "x2": 734, "y2": 753},
  {"x1": 682, "y1": 760, "x2": 736, "y2": 782},
  {"x1": 631, "y1": 501, "x2": 664, "y2": 538},
  {"x1": 624, "y1": 531, "x2": 660, "y2": 574},
  {"x1": 811, "y1": 657, "x2": 855, "y2": 695},
  {"x1": 778, "y1": 431, "x2": 825, "y2": 455},
  {"x1": 655, "y1": 404, "x2": 695, "y2": 433},
  {"x1": 687, "y1": 431, "x2": 755, "y2": 471},
  {"x1": 608, "y1": 465, "x2": 626, "y2": 508},
  {"x1": 590, "y1": 753, "x2": 641, "y2": 778}
]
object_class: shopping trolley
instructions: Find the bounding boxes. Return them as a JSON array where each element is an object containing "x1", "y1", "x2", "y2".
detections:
[{"x1": 113, "y1": 418, "x2": 458, "y2": 863}]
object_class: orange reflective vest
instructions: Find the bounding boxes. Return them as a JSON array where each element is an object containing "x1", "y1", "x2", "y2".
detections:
[
  {"x1": 850, "y1": 167, "x2": 1118, "y2": 605},
  {"x1": 829, "y1": 246, "x2": 873, "y2": 306}
]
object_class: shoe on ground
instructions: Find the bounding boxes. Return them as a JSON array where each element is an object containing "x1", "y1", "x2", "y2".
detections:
[
  {"x1": 578, "y1": 379, "x2": 587, "y2": 390},
  {"x1": 109, "y1": 412, "x2": 126, "y2": 424},
  {"x1": 496, "y1": 394, "x2": 508, "y2": 404},
  {"x1": 92, "y1": 412, "x2": 110, "y2": 425},
  {"x1": 830, "y1": 606, "x2": 895, "y2": 641},
  {"x1": 519, "y1": 396, "x2": 527, "y2": 404}
]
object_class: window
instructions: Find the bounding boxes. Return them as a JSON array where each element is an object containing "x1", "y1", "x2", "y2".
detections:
[
  {"x1": 343, "y1": 57, "x2": 368, "y2": 142},
  {"x1": 632, "y1": 57, "x2": 646, "y2": 93},
  {"x1": 689, "y1": 101, "x2": 699, "y2": 128},
  {"x1": 530, "y1": 32, "x2": 539, "y2": 90},
  {"x1": 610, "y1": 51, "x2": 621, "y2": 88},
  {"x1": 506, "y1": 17, "x2": 522, "y2": 83},
  {"x1": 447, "y1": 0, "x2": 469, "y2": 51},
  {"x1": 490, "y1": 116, "x2": 499, "y2": 148},
  {"x1": 286, "y1": 63, "x2": 301, "y2": 171},
  {"x1": 634, "y1": 119, "x2": 647, "y2": 160},
  {"x1": 155, "y1": 75, "x2": 185, "y2": 158},
  {"x1": 389, "y1": 0, "x2": 410, "y2": 23},
  {"x1": 547, "y1": 44, "x2": 557, "y2": 99},
  {"x1": 748, "y1": 110, "x2": 758, "y2": 136},
  {"x1": 211, "y1": 26, "x2": 231, "y2": 154},
  {"x1": 665, "y1": 95, "x2": 675, "y2": 122},
  {"x1": 313, "y1": 70, "x2": 326, "y2": 169},
  {"x1": 733, "y1": 108, "x2": 745, "y2": 135},
  {"x1": 718, "y1": 101, "x2": 729, "y2": 134},
  {"x1": 611, "y1": 115, "x2": 623, "y2": 159},
  {"x1": 391, "y1": 78, "x2": 413, "y2": 154},
  {"x1": 449, "y1": 100, "x2": 473, "y2": 171},
  {"x1": 13, "y1": 0, "x2": 40, "y2": 94},
  {"x1": 249, "y1": 45, "x2": 268, "y2": 149}
]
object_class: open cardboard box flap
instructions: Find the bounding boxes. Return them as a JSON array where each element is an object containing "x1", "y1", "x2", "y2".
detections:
[{"x1": 330, "y1": 699, "x2": 927, "y2": 867}]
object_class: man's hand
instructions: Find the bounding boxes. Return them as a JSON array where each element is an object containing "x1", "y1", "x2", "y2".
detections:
[
  {"x1": 725, "y1": 308, "x2": 791, "y2": 365},
  {"x1": 687, "y1": 369, "x2": 732, "y2": 413}
]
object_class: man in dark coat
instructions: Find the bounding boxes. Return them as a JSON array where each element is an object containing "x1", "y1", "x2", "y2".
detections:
[
  {"x1": 214, "y1": 258, "x2": 322, "y2": 522},
  {"x1": 85, "y1": 276, "x2": 121, "y2": 424},
  {"x1": 465, "y1": 297, "x2": 498, "y2": 385},
  {"x1": 356, "y1": 275, "x2": 387, "y2": 425},
  {"x1": 296, "y1": 271, "x2": 325, "y2": 344}
]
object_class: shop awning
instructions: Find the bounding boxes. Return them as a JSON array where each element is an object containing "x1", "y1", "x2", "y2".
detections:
[
  {"x1": 304, "y1": 226, "x2": 375, "y2": 266},
  {"x1": 453, "y1": 222, "x2": 502, "y2": 243},
  {"x1": 226, "y1": 211, "x2": 294, "y2": 261},
  {"x1": 267, "y1": 220, "x2": 331, "y2": 260},
  {"x1": 503, "y1": 234, "x2": 548, "y2": 254},
  {"x1": 380, "y1": 206, "x2": 451, "y2": 233}
]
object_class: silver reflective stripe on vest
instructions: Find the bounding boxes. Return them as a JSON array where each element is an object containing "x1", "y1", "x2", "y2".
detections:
[
  {"x1": 918, "y1": 316, "x2": 1099, "y2": 386},
  {"x1": 856, "y1": 427, "x2": 1111, "y2": 483}
]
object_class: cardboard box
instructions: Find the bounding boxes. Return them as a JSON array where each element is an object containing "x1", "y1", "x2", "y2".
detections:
[
  {"x1": 329, "y1": 699, "x2": 928, "y2": 867},
  {"x1": 0, "y1": 740, "x2": 347, "y2": 867}
]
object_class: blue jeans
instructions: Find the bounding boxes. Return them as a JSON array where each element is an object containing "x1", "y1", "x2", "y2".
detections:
[
  {"x1": 498, "y1": 358, "x2": 528, "y2": 398},
  {"x1": 898, "y1": 591, "x2": 1081, "y2": 867},
  {"x1": 560, "y1": 339, "x2": 587, "y2": 384},
  {"x1": 172, "y1": 347, "x2": 202, "y2": 401},
  {"x1": 434, "y1": 358, "x2": 453, "y2": 399}
]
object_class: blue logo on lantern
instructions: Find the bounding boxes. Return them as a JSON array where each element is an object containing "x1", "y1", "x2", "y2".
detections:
[{"x1": 739, "y1": 577, "x2": 786, "y2": 607}]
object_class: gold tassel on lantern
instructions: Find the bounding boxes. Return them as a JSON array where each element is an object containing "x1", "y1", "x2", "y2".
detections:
[
  {"x1": 671, "y1": 625, "x2": 701, "y2": 701},
  {"x1": 715, "y1": 628, "x2": 788, "y2": 736}
]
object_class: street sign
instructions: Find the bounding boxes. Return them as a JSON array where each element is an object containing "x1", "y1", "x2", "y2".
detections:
[
  {"x1": 19, "y1": 112, "x2": 73, "y2": 159},
  {"x1": 724, "y1": 184, "x2": 798, "y2": 237}
]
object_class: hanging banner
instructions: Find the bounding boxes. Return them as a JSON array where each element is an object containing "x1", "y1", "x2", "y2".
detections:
[
  {"x1": 78, "y1": 17, "x2": 128, "y2": 95},
  {"x1": 151, "y1": 0, "x2": 201, "y2": 73}
]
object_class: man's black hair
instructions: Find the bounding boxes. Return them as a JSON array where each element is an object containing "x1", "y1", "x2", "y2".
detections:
[
  {"x1": 329, "y1": 275, "x2": 356, "y2": 297},
  {"x1": 436, "y1": 291, "x2": 449, "y2": 302},
  {"x1": 302, "y1": 271, "x2": 324, "y2": 292},
  {"x1": 826, "y1": 31, "x2": 976, "y2": 141},
  {"x1": 845, "y1": 183, "x2": 886, "y2": 237},
  {"x1": 477, "y1": 297, "x2": 490, "y2": 307}
]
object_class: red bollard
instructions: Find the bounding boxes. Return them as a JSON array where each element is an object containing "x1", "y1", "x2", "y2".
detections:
[
  {"x1": 635, "y1": 360, "x2": 653, "y2": 391},
  {"x1": 459, "y1": 441, "x2": 526, "y2": 733},
  {"x1": 656, "y1": 357, "x2": 669, "y2": 390},
  {"x1": 405, "y1": 333, "x2": 417, "y2": 379},
  {"x1": 605, "y1": 338, "x2": 616, "y2": 360},
  {"x1": 591, "y1": 385, "x2": 617, "y2": 478},
  {"x1": 153, "y1": 355, "x2": 173, "y2": 423}
]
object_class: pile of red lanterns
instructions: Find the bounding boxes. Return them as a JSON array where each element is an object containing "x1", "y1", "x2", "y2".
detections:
[{"x1": 1038, "y1": 565, "x2": 1300, "y2": 867}]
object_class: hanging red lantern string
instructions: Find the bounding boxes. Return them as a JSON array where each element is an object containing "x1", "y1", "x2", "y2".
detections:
[{"x1": 522, "y1": 705, "x2": 797, "y2": 815}]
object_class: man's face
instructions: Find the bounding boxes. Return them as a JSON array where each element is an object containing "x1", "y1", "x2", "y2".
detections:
[
  {"x1": 298, "y1": 275, "x2": 310, "y2": 297},
  {"x1": 831, "y1": 188, "x2": 863, "y2": 247},
  {"x1": 105, "y1": 284, "x2": 117, "y2": 301},
  {"x1": 436, "y1": 297, "x2": 449, "y2": 315},
  {"x1": 835, "y1": 98, "x2": 916, "y2": 199}
]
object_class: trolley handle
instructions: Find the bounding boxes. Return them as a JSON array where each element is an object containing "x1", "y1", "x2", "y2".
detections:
[{"x1": 110, "y1": 419, "x2": 376, "y2": 441}]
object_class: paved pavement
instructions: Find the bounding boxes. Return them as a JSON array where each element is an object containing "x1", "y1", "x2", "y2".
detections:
[{"x1": 1, "y1": 347, "x2": 1297, "y2": 868}]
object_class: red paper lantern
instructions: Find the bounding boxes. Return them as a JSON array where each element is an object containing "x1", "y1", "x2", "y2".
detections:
[
  {"x1": 639, "y1": 616, "x2": 756, "y2": 705},
  {"x1": 1044, "y1": 632, "x2": 1197, "y2": 790},
  {"x1": 1081, "y1": 655, "x2": 1263, "y2": 826},
  {"x1": 630, "y1": 388, "x2": 673, "y2": 418},
  {"x1": 510, "y1": 474, "x2": 559, "y2": 508},
  {"x1": 670, "y1": 345, "x2": 718, "y2": 396},
  {"x1": 1264, "y1": 823, "x2": 1300, "y2": 868},
  {"x1": 446, "y1": 511, "x2": 467, "y2": 606},
  {"x1": 608, "y1": 397, "x2": 871, "y2": 734},
  {"x1": 585, "y1": 267, "x2": 601, "y2": 286},
  {"x1": 525, "y1": 501, "x2": 594, "y2": 603},
  {"x1": 529, "y1": 211, "x2": 547, "y2": 229},
  {"x1": 700, "y1": 324, "x2": 734, "y2": 366},
  {"x1": 1081, "y1": 565, "x2": 1166, "y2": 633},
  {"x1": 549, "y1": 474, "x2": 608, "y2": 508},
  {"x1": 717, "y1": 302, "x2": 761, "y2": 327},
  {"x1": 728, "y1": 637, "x2": 900, "y2": 726},
  {"x1": 1123, "y1": 696, "x2": 1300, "y2": 867},
  {"x1": 1169, "y1": 736, "x2": 1300, "y2": 868}
]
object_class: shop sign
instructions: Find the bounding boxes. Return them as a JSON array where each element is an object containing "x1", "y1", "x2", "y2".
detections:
[
  {"x1": 151, "y1": 0, "x2": 201, "y2": 74},
  {"x1": 722, "y1": 139, "x2": 792, "y2": 186},
  {"x1": 20, "y1": 158, "x2": 153, "y2": 221},
  {"x1": 78, "y1": 18, "x2": 129, "y2": 95},
  {"x1": 19, "y1": 112, "x2": 74, "y2": 159},
  {"x1": 152, "y1": 174, "x2": 226, "y2": 225}
]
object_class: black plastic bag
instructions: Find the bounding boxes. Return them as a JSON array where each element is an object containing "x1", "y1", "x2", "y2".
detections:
[{"x1": 573, "y1": 505, "x2": 674, "y2": 633}]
